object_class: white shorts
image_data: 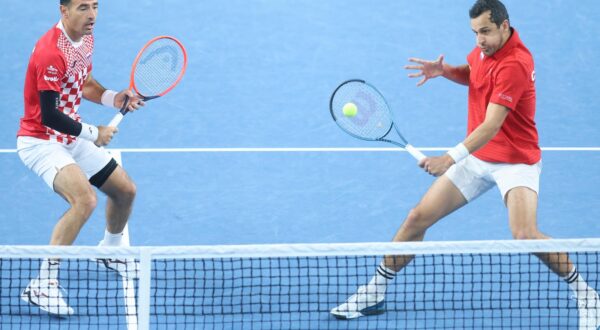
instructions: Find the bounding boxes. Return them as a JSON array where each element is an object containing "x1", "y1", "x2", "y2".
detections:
[
  {"x1": 445, "y1": 155, "x2": 542, "y2": 203},
  {"x1": 17, "y1": 136, "x2": 113, "y2": 191}
]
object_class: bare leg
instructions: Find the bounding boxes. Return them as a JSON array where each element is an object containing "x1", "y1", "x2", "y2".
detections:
[
  {"x1": 505, "y1": 187, "x2": 572, "y2": 277},
  {"x1": 384, "y1": 175, "x2": 468, "y2": 271},
  {"x1": 51, "y1": 164, "x2": 97, "y2": 245},
  {"x1": 22, "y1": 165, "x2": 95, "y2": 316},
  {"x1": 98, "y1": 166, "x2": 136, "y2": 235},
  {"x1": 330, "y1": 175, "x2": 469, "y2": 319}
]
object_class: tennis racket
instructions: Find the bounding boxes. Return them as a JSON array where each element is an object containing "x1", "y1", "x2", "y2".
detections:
[
  {"x1": 330, "y1": 79, "x2": 426, "y2": 162},
  {"x1": 108, "y1": 36, "x2": 188, "y2": 127}
]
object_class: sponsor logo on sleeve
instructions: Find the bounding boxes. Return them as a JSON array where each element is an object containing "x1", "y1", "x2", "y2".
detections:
[
  {"x1": 46, "y1": 65, "x2": 58, "y2": 74},
  {"x1": 44, "y1": 65, "x2": 60, "y2": 81},
  {"x1": 498, "y1": 93, "x2": 513, "y2": 103},
  {"x1": 531, "y1": 70, "x2": 536, "y2": 82},
  {"x1": 43, "y1": 75, "x2": 59, "y2": 82}
]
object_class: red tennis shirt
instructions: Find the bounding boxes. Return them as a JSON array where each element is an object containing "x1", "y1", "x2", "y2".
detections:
[
  {"x1": 18, "y1": 21, "x2": 94, "y2": 144},
  {"x1": 467, "y1": 28, "x2": 540, "y2": 164}
]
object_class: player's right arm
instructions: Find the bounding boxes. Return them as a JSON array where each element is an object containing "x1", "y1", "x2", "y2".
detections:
[
  {"x1": 405, "y1": 55, "x2": 470, "y2": 86},
  {"x1": 39, "y1": 90, "x2": 115, "y2": 146},
  {"x1": 34, "y1": 46, "x2": 115, "y2": 146}
]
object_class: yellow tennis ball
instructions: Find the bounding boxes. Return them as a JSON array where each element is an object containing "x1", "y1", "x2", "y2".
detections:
[{"x1": 342, "y1": 102, "x2": 358, "y2": 117}]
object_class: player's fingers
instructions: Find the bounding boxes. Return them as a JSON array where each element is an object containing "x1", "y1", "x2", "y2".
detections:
[
  {"x1": 408, "y1": 57, "x2": 426, "y2": 64},
  {"x1": 132, "y1": 100, "x2": 146, "y2": 111},
  {"x1": 416, "y1": 77, "x2": 428, "y2": 86},
  {"x1": 404, "y1": 65, "x2": 423, "y2": 71},
  {"x1": 408, "y1": 72, "x2": 424, "y2": 78},
  {"x1": 124, "y1": 89, "x2": 135, "y2": 97}
]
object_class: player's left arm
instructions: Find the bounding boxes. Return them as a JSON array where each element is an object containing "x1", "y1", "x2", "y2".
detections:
[
  {"x1": 82, "y1": 74, "x2": 144, "y2": 111},
  {"x1": 422, "y1": 61, "x2": 528, "y2": 176},
  {"x1": 422, "y1": 103, "x2": 509, "y2": 176},
  {"x1": 461, "y1": 103, "x2": 509, "y2": 154}
]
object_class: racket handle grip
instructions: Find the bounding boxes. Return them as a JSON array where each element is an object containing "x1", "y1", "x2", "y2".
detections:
[
  {"x1": 405, "y1": 144, "x2": 426, "y2": 162},
  {"x1": 108, "y1": 112, "x2": 124, "y2": 127},
  {"x1": 107, "y1": 95, "x2": 130, "y2": 127}
]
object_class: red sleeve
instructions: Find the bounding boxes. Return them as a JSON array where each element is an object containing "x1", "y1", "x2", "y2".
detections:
[
  {"x1": 34, "y1": 50, "x2": 66, "y2": 92},
  {"x1": 490, "y1": 61, "x2": 529, "y2": 110}
]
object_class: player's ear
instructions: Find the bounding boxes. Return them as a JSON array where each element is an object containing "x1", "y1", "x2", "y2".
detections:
[{"x1": 60, "y1": 5, "x2": 68, "y2": 19}]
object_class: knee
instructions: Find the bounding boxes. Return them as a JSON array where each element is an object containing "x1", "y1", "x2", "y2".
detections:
[
  {"x1": 72, "y1": 188, "x2": 97, "y2": 218},
  {"x1": 119, "y1": 180, "x2": 137, "y2": 204},
  {"x1": 402, "y1": 207, "x2": 428, "y2": 235}
]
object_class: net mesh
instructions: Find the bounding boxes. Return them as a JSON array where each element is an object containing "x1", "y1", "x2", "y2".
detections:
[
  {"x1": 134, "y1": 37, "x2": 186, "y2": 97},
  {"x1": 330, "y1": 80, "x2": 396, "y2": 141},
  {"x1": 1, "y1": 239, "x2": 599, "y2": 329}
]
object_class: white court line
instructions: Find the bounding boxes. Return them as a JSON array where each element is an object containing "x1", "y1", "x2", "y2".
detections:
[
  {"x1": 108, "y1": 150, "x2": 138, "y2": 330},
  {"x1": 2, "y1": 147, "x2": 600, "y2": 153}
]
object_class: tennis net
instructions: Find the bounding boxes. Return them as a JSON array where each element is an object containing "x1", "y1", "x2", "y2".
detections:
[{"x1": 1, "y1": 239, "x2": 600, "y2": 329}]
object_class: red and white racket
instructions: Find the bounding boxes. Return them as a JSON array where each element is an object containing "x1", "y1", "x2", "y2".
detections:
[{"x1": 108, "y1": 36, "x2": 188, "y2": 127}]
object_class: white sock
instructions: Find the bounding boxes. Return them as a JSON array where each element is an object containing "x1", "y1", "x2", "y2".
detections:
[
  {"x1": 366, "y1": 261, "x2": 396, "y2": 295},
  {"x1": 101, "y1": 229, "x2": 123, "y2": 247},
  {"x1": 564, "y1": 267, "x2": 593, "y2": 297},
  {"x1": 38, "y1": 258, "x2": 60, "y2": 281}
]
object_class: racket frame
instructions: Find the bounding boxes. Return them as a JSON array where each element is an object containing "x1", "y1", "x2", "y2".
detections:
[
  {"x1": 108, "y1": 36, "x2": 188, "y2": 127},
  {"x1": 330, "y1": 79, "x2": 426, "y2": 161}
]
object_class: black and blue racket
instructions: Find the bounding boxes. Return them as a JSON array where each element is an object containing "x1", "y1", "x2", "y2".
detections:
[{"x1": 330, "y1": 79, "x2": 426, "y2": 162}]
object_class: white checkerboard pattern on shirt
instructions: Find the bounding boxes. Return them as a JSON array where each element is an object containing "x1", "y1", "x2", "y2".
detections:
[{"x1": 46, "y1": 33, "x2": 94, "y2": 144}]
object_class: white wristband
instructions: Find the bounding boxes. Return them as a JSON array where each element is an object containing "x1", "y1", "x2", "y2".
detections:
[
  {"x1": 101, "y1": 90, "x2": 118, "y2": 108},
  {"x1": 79, "y1": 123, "x2": 99, "y2": 142},
  {"x1": 447, "y1": 143, "x2": 469, "y2": 163}
]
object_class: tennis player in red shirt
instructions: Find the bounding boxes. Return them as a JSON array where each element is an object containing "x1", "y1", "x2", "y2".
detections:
[
  {"x1": 331, "y1": 0, "x2": 600, "y2": 327},
  {"x1": 17, "y1": 0, "x2": 144, "y2": 316}
]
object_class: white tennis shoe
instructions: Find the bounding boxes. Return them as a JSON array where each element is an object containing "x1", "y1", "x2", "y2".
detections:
[
  {"x1": 576, "y1": 289, "x2": 600, "y2": 330},
  {"x1": 330, "y1": 284, "x2": 386, "y2": 320},
  {"x1": 21, "y1": 278, "x2": 74, "y2": 317}
]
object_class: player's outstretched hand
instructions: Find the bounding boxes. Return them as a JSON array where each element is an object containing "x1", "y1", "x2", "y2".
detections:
[
  {"x1": 115, "y1": 90, "x2": 146, "y2": 112},
  {"x1": 405, "y1": 55, "x2": 445, "y2": 86},
  {"x1": 95, "y1": 126, "x2": 118, "y2": 147}
]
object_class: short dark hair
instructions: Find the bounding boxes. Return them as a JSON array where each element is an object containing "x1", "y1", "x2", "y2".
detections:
[
  {"x1": 60, "y1": 0, "x2": 71, "y2": 5},
  {"x1": 469, "y1": 0, "x2": 509, "y2": 27}
]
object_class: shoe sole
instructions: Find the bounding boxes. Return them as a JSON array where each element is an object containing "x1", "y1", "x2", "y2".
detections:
[
  {"x1": 20, "y1": 290, "x2": 73, "y2": 317},
  {"x1": 332, "y1": 309, "x2": 385, "y2": 320},
  {"x1": 331, "y1": 301, "x2": 386, "y2": 320}
]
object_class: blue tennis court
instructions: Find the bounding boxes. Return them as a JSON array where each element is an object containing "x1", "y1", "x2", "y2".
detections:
[{"x1": 1, "y1": 1, "x2": 599, "y2": 329}]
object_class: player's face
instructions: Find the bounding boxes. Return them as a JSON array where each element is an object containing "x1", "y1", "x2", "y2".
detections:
[
  {"x1": 470, "y1": 11, "x2": 509, "y2": 56},
  {"x1": 61, "y1": 0, "x2": 98, "y2": 40}
]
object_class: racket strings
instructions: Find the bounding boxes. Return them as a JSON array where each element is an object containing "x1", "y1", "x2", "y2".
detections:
[
  {"x1": 331, "y1": 81, "x2": 394, "y2": 140},
  {"x1": 134, "y1": 39, "x2": 186, "y2": 97}
]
